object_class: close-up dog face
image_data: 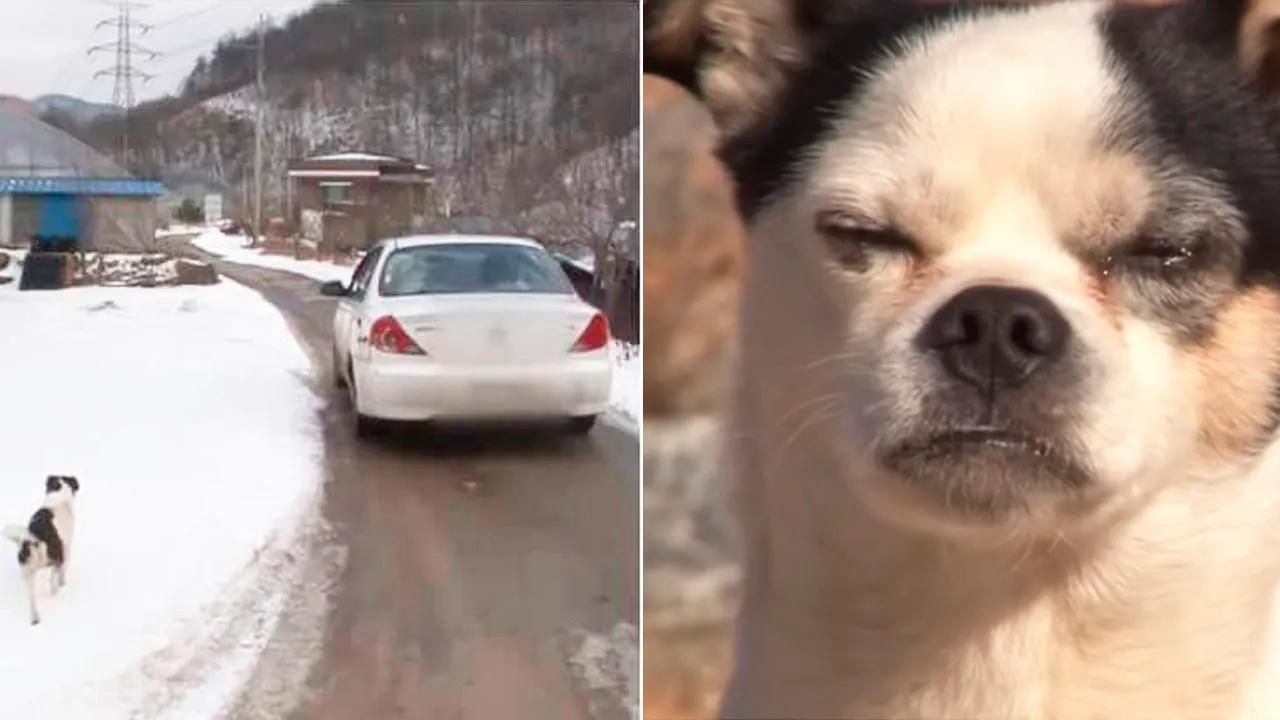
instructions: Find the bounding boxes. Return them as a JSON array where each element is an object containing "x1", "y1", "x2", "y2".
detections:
[{"x1": 690, "y1": 0, "x2": 1280, "y2": 537}]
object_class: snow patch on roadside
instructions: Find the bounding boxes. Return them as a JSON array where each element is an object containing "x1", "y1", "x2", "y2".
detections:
[
  {"x1": 609, "y1": 341, "x2": 640, "y2": 432},
  {"x1": 156, "y1": 224, "x2": 207, "y2": 239},
  {"x1": 141, "y1": 497, "x2": 340, "y2": 720},
  {"x1": 568, "y1": 621, "x2": 639, "y2": 720},
  {"x1": 0, "y1": 274, "x2": 325, "y2": 717},
  {"x1": 190, "y1": 229, "x2": 355, "y2": 284}
]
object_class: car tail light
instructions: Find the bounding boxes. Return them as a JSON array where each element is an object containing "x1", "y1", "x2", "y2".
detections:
[
  {"x1": 369, "y1": 315, "x2": 425, "y2": 355},
  {"x1": 570, "y1": 313, "x2": 609, "y2": 352}
]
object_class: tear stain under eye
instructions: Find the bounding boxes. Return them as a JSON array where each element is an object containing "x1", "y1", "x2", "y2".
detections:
[
  {"x1": 1071, "y1": 263, "x2": 1126, "y2": 339},
  {"x1": 876, "y1": 256, "x2": 935, "y2": 317},
  {"x1": 905, "y1": 253, "x2": 932, "y2": 285}
]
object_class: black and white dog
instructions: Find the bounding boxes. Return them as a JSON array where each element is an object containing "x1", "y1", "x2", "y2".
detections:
[
  {"x1": 4, "y1": 475, "x2": 78, "y2": 625},
  {"x1": 649, "y1": 0, "x2": 1280, "y2": 717}
]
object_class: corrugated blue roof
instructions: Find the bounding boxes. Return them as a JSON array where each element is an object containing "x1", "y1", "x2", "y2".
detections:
[{"x1": 0, "y1": 176, "x2": 164, "y2": 197}]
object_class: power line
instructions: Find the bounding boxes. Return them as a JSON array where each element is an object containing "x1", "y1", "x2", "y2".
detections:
[
  {"x1": 151, "y1": 1, "x2": 222, "y2": 28},
  {"x1": 158, "y1": 32, "x2": 254, "y2": 59},
  {"x1": 45, "y1": 26, "x2": 110, "y2": 95}
]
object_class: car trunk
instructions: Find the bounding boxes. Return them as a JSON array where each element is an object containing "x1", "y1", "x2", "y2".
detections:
[{"x1": 384, "y1": 293, "x2": 596, "y2": 365}]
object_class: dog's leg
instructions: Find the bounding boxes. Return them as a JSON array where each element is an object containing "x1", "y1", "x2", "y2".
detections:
[{"x1": 26, "y1": 570, "x2": 39, "y2": 625}]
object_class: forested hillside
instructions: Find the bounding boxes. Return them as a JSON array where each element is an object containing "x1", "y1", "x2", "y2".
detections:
[{"x1": 42, "y1": 0, "x2": 639, "y2": 250}]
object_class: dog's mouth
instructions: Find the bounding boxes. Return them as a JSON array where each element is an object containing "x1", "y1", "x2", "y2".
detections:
[
  {"x1": 895, "y1": 428, "x2": 1053, "y2": 459},
  {"x1": 876, "y1": 426, "x2": 1094, "y2": 519}
]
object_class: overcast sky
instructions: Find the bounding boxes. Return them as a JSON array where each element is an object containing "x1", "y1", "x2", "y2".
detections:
[{"x1": 0, "y1": 0, "x2": 317, "y2": 104}]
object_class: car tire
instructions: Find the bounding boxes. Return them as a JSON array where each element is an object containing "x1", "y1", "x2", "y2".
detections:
[
  {"x1": 347, "y1": 359, "x2": 359, "y2": 410},
  {"x1": 355, "y1": 413, "x2": 383, "y2": 440},
  {"x1": 332, "y1": 346, "x2": 346, "y2": 389},
  {"x1": 348, "y1": 360, "x2": 381, "y2": 439},
  {"x1": 567, "y1": 415, "x2": 597, "y2": 435}
]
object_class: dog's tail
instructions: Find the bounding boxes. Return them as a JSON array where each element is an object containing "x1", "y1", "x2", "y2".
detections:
[{"x1": 3, "y1": 525, "x2": 30, "y2": 544}]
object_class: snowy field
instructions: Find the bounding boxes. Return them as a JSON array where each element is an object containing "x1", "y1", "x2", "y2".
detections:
[
  {"x1": 155, "y1": 224, "x2": 207, "y2": 239},
  {"x1": 0, "y1": 252, "x2": 325, "y2": 717}
]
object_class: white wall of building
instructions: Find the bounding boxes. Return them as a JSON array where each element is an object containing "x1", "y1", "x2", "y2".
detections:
[{"x1": 0, "y1": 194, "x2": 11, "y2": 247}]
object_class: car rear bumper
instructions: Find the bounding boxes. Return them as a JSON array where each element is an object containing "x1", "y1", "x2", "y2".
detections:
[{"x1": 356, "y1": 353, "x2": 612, "y2": 421}]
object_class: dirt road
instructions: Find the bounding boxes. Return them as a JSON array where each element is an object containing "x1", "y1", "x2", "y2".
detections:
[{"x1": 188, "y1": 251, "x2": 639, "y2": 720}]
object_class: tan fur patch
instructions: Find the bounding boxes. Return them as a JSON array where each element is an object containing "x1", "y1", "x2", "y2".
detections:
[
  {"x1": 1239, "y1": 0, "x2": 1280, "y2": 80},
  {"x1": 699, "y1": 0, "x2": 809, "y2": 135},
  {"x1": 1194, "y1": 287, "x2": 1280, "y2": 456},
  {"x1": 646, "y1": 0, "x2": 714, "y2": 70}
]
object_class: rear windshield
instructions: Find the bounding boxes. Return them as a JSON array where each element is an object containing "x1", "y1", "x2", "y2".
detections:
[{"x1": 378, "y1": 242, "x2": 575, "y2": 297}]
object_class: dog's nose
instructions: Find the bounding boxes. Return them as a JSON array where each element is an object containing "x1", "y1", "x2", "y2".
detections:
[{"x1": 918, "y1": 285, "x2": 1070, "y2": 391}]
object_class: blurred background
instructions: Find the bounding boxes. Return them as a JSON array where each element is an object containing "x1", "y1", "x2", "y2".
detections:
[{"x1": 642, "y1": 58, "x2": 745, "y2": 718}]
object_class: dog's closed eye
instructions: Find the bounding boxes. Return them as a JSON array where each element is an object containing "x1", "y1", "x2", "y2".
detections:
[
  {"x1": 815, "y1": 211, "x2": 919, "y2": 268},
  {"x1": 1111, "y1": 235, "x2": 1203, "y2": 274}
]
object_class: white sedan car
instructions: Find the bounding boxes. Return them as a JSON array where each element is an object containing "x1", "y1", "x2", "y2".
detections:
[{"x1": 321, "y1": 234, "x2": 613, "y2": 437}]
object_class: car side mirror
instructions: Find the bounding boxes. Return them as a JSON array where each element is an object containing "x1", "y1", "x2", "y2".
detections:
[{"x1": 320, "y1": 281, "x2": 348, "y2": 297}]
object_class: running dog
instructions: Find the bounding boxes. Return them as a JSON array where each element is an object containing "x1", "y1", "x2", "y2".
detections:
[
  {"x1": 648, "y1": 0, "x2": 1280, "y2": 717},
  {"x1": 5, "y1": 475, "x2": 78, "y2": 625}
]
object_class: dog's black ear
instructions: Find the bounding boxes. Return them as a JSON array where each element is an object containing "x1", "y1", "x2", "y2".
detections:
[
  {"x1": 64, "y1": 476, "x2": 79, "y2": 494},
  {"x1": 45, "y1": 476, "x2": 59, "y2": 493},
  {"x1": 1173, "y1": 0, "x2": 1280, "y2": 94}
]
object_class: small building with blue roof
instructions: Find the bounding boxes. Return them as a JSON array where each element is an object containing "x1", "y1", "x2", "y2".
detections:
[{"x1": 0, "y1": 109, "x2": 165, "y2": 253}]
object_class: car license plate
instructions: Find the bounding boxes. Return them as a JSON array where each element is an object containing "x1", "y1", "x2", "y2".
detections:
[
  {"x1": 487, "y1": 325, "x2": 508, "y2": 349},
  {"x1": 475, "y1": 380, "x2": 523, "y2": 399}
]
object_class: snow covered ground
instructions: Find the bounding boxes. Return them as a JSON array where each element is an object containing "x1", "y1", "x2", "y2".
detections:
[
  {"x1": 188, "y1": 229, "x2": 355, "y2": 284},
  {"x1": 155, "y1": 224, "x2": 207, "y2": 239},
  {"x1": 610, "y1": 341, "x2": 640, "y2": 429},
  {"x1": 0, "y1": 251, "x2": 325, "y2": 717}
]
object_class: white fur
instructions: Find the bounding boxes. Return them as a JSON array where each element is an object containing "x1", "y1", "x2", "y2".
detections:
[
  {"x1": 720, "y1": 1, "x2": 1280, "y2": 718},
  {"x1": 45, "y1": 484, "x2": 74, "y2": 593},
  {"x1": 726, "y1": 240, "x2": 1280, "y2": 717}
]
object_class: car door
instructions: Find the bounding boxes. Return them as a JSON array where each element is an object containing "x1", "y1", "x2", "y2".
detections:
[
  {"x1": 332, "y1": 271, "x2": 356, "y2": 362},
  {"x1": 345, "y1": 246, "x2": 384, "y2": 366},
  {"x1": 335, "y1": 247, "x2": 382, "y2": 369}
]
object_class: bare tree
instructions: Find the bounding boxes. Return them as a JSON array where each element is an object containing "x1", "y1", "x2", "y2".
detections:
[{"x1": 524, "y1": 131, "x2": 638, "y2": 314}]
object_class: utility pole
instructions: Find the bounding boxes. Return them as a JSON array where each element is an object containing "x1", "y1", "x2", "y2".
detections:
[
  {"x1": 253, "y1": 14, "x2": 265, "y2": 246},
  {"x1": 89, "y1": 1, "x2": 159, "y2": 173}
]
